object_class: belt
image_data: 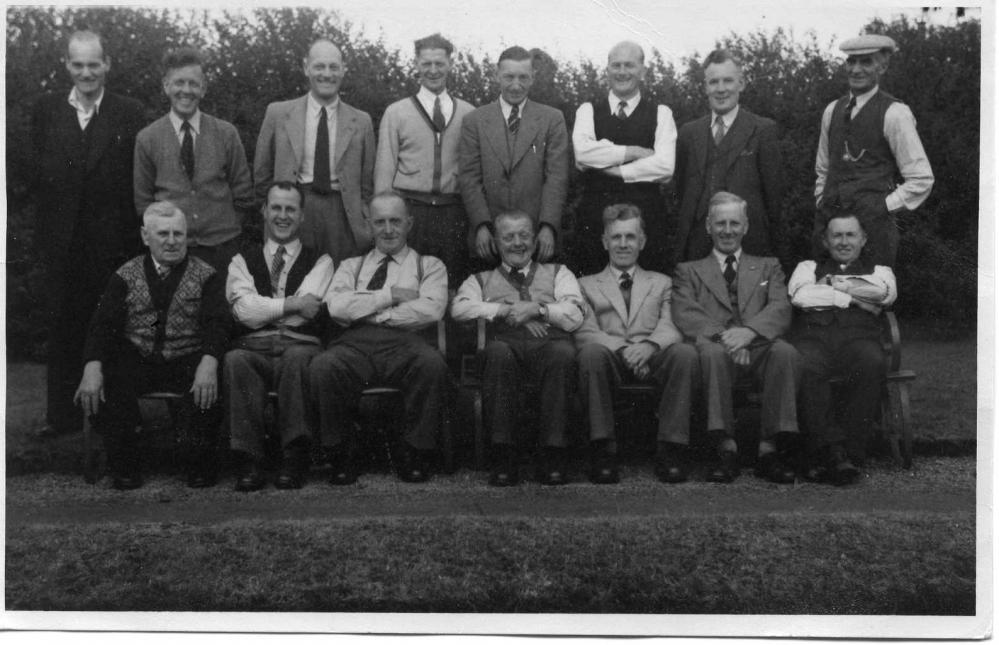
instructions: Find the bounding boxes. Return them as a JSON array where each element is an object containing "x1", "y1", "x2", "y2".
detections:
[{"x1": 399, "y1": 190, "x2": 462, "y2": 207}]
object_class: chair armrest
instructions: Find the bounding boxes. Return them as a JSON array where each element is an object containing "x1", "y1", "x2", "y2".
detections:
[{"x1": 882, "y1": 310, "x2": 902, "y2": 373}]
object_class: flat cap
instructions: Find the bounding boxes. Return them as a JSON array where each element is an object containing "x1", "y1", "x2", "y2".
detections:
[{"x1": 840, "y1": 34, "x2": 897, "y2": 56}]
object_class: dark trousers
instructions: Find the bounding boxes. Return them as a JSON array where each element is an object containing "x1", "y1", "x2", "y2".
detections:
[
  {"x1": 45, "y1": 244, "x2": 120, "y2": 434},
  {"x1": 92, "y1": 347, "x2": 222, "y2": 475},
  {"x1": 578, "y1": 342, "x2": 699, "y2": 447},
  {"x1": 696, "y1": 339, "x2": 801, "y2": 441},
  {"x1": 481, "y1": 331, "x2": 576, "y2": 448},
  {"x1": 309, "y1": 325, "x2": 448, "y2": 451},
  {"x1": 404, "y1": 198, "x2": 469, "y2": 286},
  {"x1": 223, "y1": 337, "x2": 320, "y2": 460},
  {"x1": 795, "y1": 330, "x2": 885, "y2": 459},
  {"x1": 301, "y1": 189, "x2": 359, "y2": 263},
  {"x1": 572, "y1": 188, "x2": 668, "y2": 277},
  {"x1": 188, "y1": 235, "x2": 243, "y2": 275}
]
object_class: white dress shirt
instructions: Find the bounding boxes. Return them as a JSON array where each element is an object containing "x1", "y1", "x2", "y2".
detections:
[
  {"x1": 301, "y1": 93, "x2": 340, "y2": 186},
  {"x1": 67, "y1": 87, "x2": 104, "y2": 130},
  {"x1": 168, "y1": 109, "x2": 201, "y2": 144},
  {"x1": 325, "y1": 246, "x2": 447, "y2": 330},
  {"x1": 450, "y1": 262, "x2": 585, "y2": 332},
  {"x1": 814, "y1": 85, "x2": 934, "y2": 213},
  {"x1": 712, "y1": 248, "x2": 742, "y2": 273},
  {"x1": 499, "y1": 96, "x2": 527, "y2": 123},
  {"x1": 572, "y1": 91, "x2": 677, "y2": 184},
  {"x1": 788, "y1": 260, "x2": 897, "y2": 309},
  {"x1": 712, "y1": 104, "x2": 740, "y2": 136},
  {"x1": 416, "y1": 85, "x2": 454, "y2": 124}
]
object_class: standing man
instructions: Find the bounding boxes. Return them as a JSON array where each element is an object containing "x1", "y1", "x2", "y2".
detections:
[
  {"x1": 790, "y1": 205, "x2": 896, "y2": 484},
  {"x1": 451, "y1": 210, "x2": 584, "y2": 487},
  {"x1": 224, "y1": 182, "x2": 336, "y2": 491},
  {"x1": 134, "y1": 46, "x2": 254, "y2": 274},
  {"x1": 458, "y1": 46, "x2": 569, "y2": 264},
  {"x1": 814, "y1": 34, "x2": 933, "y2": 267},
  {"x1": 375, "y1": 33, "x2": 476, "y2": 285},
  {"x1": 254, "y1": 39, "x2": 375, "y2": 262},
  {"x1": 74, "y1": 202, "x2": 229, "y2": 490},
  {"x1": 576, "y1": 204, "x2": 698, "y2": 484},
  {"x1": 673, "y1": 49, "x2": 784, "y2": 266},
  {"x1": 310, "y1": 192, "x2": 449, "y2": 485},
  {"x1": 30, "y1": 30, "x2": 146, "y2": 436},
  {"x1": 672, "y1": 192, "x2": 801, "y2": 484},
  {"x1": 571, "y1": 41, "x2": 677, "y2": 276}
]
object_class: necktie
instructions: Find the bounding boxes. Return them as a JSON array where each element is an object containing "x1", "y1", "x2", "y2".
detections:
[
  {"x1": 180, "y1": 120, "x2": 194, "y2": 180},
  {"x1": 270, "y1": 245, "x2": 286, "y2": 293},
  {"x1": 432, "y1": 96, "x2": 446, "y2": 131},
  {"x1": 616, "y1": 100, "x2": 628, "y2": 120},
  {"x1": 619, "y1": 271, "x2": 632, "y2": 310},
  {"x1": 723, "y1": 254, "x2": 737, "y2": 285},
  {"x1": 366, "y1": 255, "x2": 391, "y2": 290},
  {"x1": 157, "y1": 264, "x2": 171, "y2": 280},
  {"x1": 507, "y1": 103, "x2": 520, "y2": 134},
  {"x1": 844, "y1": 96, "x2": 857, "y2": 124},
  {"x1": 509, "y1": 268, "x2": 526, "y2": 286},
  {"x1": 713, "y1": 115, "x2": 726, "y2": 146},
  {"x1": 314, "y1": 106, "x2": 331, "y2": 194}
]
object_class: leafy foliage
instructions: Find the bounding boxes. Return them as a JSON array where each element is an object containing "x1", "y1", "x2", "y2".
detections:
[{"x1": 4, "y1": 7, "x2": 980, "y2": 358}]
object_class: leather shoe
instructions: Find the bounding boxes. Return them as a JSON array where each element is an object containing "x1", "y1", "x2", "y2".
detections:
[
  {"x1": 754, "y1": 452, "x2": 796, "y2": 484},
  {"x1": 187, "y1": 471, "x2": 214, "y2": 488},
  {"x1": 828, "y1": 445, "x2": 860, "y2": 486},
  {"x1": 654, "y1": 443, "x2": 688, "y2": 484},
  {"x1": 327, "y1": 448, "x2": 358, "y2": 486},
  {"x1": 235, "y1": 462, "x2": 266, "y2": 492},
  {"x1": 706, "y1": 450, "x2": 740, "y2": 483},
  {"x1": 540, "y1": 448, "x2": 569, "y2": 486},
  {"x1": 112, "y1": 474, "x2": 143, "y2": 490},
  {"x1": 275, "y1": 445, "x2": 309, "y2": 489},
  {"x1": 489, "y1": 444, "x2": 519, "y2": 487},
  {"x1": 589, "y1": 442, "x2": 619, "y2": 484},
  {"x1": 396, "y1": 444, "x2": 431, "y2": 483}
]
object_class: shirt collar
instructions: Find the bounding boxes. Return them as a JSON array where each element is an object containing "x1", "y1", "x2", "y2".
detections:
[
  {"x1": 418, "y1": 85, "x2": 450, "y2": 105},
  {"x1": 712, "y1": 104, "x2": 740, "y2": 128},
  {"x1": 502, "y1": 260, "x2": 531, "y2": 275},
  {"x1": 265, "y1": 238, "x2": 302, "y2": 259},
  {"x1": 308, "y1": 92, "x2": 339, "y2": 117},
  {"x1": 851, "y1": 85, "x2": 880, "y2": 110},
  {"x1": 499, "y1": 96, "x2": 528, "y2": 119},
  {"x1": 712, "y1": 248, "x2": 742, "y2": 268},
  {"x1": 608, "y1": 91, "x2": 641, "y2": 114},
  {"x1": 169, "y1": 109, "x2": 201, "y2": 135},
  {"x1": 68, "y1": 87, "x2": 104, "y2": 114},
  {"x1": 370, "y1": 245, "x2": 410, "y2": 265}
]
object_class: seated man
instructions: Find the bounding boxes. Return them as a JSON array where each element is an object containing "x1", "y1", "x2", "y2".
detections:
[
  {"x1": 672, "y1": 191, "x2": 801, "y2": 484},
  {"x1": 451, "y1": 210, "x2": 584, "y2": 486},
  {"x1": 75, "y1": 202, "x2": 229, "y2": 489},
  {"x1": 576, "y1": 203, "x2": 698, "y2": 484},
  {"x1": 224, "y1": 182, "x2": 336, "y2": 492},
  {"x1": 310, "y1": 192, "x2": 449, "y2": 484},
  {"x1": 789, "y1": 205, "x2": 897, "y2": 485}
]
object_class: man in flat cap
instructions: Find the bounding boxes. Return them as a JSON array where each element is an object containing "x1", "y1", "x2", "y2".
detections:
[{"x1": 813, "y1": 34, "x2": 933, "y2": 267}]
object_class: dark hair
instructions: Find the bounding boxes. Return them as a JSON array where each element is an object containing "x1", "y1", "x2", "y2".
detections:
[
  {"x1": 66, "y1": 30, "x2": 107, "y2": 60},
  {"x1": 601, "y1": 203, "x2": 645, "y2": 232},
  {"x1": 266, "y1": 181, "x2": 305, "y2": 209},
  {"x1": 820, "y1": 201, "x2": 866, "y2": 234},
  {"x1": 703, "y1": 49, "x2": 743, "y2": 72},
  {"x1": 498, "y1": 46, "x2": 533, "y2": 66},
  {"x1": 414, "y1": 33, "x2": 454, "y2": 57},
  {"x1": 162, "y1": 47, "x2": 204, "y2": 76}
]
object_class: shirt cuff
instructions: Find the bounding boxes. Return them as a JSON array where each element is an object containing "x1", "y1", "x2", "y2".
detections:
[
  {"x1": 834, "y1": 291, "x2": 852, "y2": 308},
  {"x1": 886, "y1": 193, "x2": 904, "y2": 213}
]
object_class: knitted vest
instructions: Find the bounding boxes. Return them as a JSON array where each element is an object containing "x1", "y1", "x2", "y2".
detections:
[
  {"x1": 474, "y1": 263, "x2": 569, "y2": 339},
  {"x1": 584, "y1": 96, "x2": 659, "y2": 194},
  {"x1": 235, "y1": 243, "x2": 324, "y2": 340},
  {"x1": 119, "y1": 255, "x2": 216, "y2": 360},
  {"x1": 825, "y1": 90, "x2": 899, "y2": 204}
]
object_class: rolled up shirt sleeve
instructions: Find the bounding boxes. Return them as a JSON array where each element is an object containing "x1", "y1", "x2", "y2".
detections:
[
  {"x1": 883, "y1": 103, "x2": 934, "y2": 213},
  {"x1": 546, "y1": 265, "x2": 585, "y2": 331},
  {"x1": 572, "y1": 102, "x2": 627, "y2": 170},
  {"x1": 619, "y1": 105, "x2": 676, "y2": 184},
  {"x1": 451, "y1": 274, "x2": 505, "y2": 321}
]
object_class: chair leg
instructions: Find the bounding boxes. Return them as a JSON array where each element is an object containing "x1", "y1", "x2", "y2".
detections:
[
  {"x1": 888, "y1": 381, "x2": 914, "y2": 469},
  {"x1": 473, "y1": 390, "x2": 486, "y2": 471},
  {"x1": 83, "y1": 413, "x2": 102, "y2": 484},
  {"x1": 440, "y1": 405, "x2": 455, "y2": 474}
]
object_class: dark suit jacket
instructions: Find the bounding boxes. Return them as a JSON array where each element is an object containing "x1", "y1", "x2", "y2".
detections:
[
  {"x1": 673, "y1": 108, "x2": 784, "y2": 264},
  {"x1": 458, "y1": 100, "x2": 569, "y2": 250},
  {"x1": 253, "y1": 95, "x2": 375, "y2": 250},
  {"x1": 576, "y1": 266, "x2": 683, "y2": 352},
  {"x1": 30, "y1": 90, "x2": 146, "y2": 264},
  {"x1": 672, "y1": 253, "x2": 790, "y2": 344}
]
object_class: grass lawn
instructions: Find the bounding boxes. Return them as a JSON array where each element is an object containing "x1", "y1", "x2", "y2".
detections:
[{"x1": 5, "y1": 512, "x2": 974, "y2": 614}]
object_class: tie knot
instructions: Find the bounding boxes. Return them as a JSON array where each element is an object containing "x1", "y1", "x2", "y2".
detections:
[
  {"x1": 510, "y1": 103, "x2": 519, "y2": 117},
  {"x1": 157, "y1": 264, "x2": 171, "y2": 279},
  {"x1": 320, "y1": 106, "x2": 328, "y2": 118},
  {"x1": 725, "y1": 254, "x2": 735, "y2": 266},
  {"x1": 276, "y1": 245, "x2": 286, "y2": 257},
  {"x1": 619, "y1": 272, "x2": 633, "y2": 290},
  {"x1": 381, "y1": 255, "x2": 393, "y2": 266},
  {"x1": 181, "y1": 120, "x2": 191, "y2": 131}
]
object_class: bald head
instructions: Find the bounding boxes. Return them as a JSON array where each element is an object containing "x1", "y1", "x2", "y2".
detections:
[
  {"x1": 303, "y1": 39, "x2": 346, "y2": 103},
  {"x1": 608, "y1": 40, "x2": 645, "y2": 65}
]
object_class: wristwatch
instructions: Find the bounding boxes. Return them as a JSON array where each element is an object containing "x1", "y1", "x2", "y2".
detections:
[{"x1": 538, "y1": 304, "x2": 548, "y2": 321}]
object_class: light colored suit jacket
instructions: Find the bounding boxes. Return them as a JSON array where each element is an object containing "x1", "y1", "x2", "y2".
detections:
[
  {"x1": 253, "y1": 95, "x2": 375, "y2": 249},
  {"x1": 458, "y1": 100, "x2": 569, "y2": 246},
  {"x1": 672, "y1": 253, "x2": 790, "y2": 344},
  {"x1": 576, "y1": 266, "x2": 683, "y2": 352}
]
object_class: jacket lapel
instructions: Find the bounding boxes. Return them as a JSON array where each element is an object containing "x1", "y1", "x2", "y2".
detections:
[
  {"x1": 84, "y1": 97, "x2": 113, "y2": 172},
  {"x1": 627, "y1": 266, "x2": 653, "y2": 326},
  {"x1": 718, "y1": 109, "x2": 754, "y2": 173},
  {"x1": 694, "y1": 256, "x2": 732, "y2": 311},
  {"x1": 333, "y1": 101, "x2": 357, "y2": 168},
  {"x1": 596, "y1": 267, "x2": 629, "y2": 325},
  {"x1": 482, "y1": 102, "x2": 512, "y2": 171},
  {"x1": 283, "y1": 96, "x2": 307, "y2": 168},
  {"x1": 693, "y1": 115, "x2": 711, "y2": 176},
  {"x1": 736, "y1": 254, "x2": 762, "y2": 315}
]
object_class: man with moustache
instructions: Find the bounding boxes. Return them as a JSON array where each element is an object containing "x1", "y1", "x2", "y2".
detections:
[
  {"x1": 254, "y1": 39, "x2": 375, "y2": 262},
  {"x1": 814, "y1": 35, "x2": 933, "y2": 266},
  {"x1": 572, "y1": 41, "x2": 677, "y2": 276},
  {"x1": 790, "y1": 205, "x2": 896, "y2": 484},
  {"x1": 575, "y1": 204, "x2": 697, "y2": 484},
  {"x1": 451, "y1": 210, "x2": 584, "y2": 486},
  {"x1": 375, "y1": 33, "x2": 475, "y2": 285},
  {"x1": 672, "y1": 192, "x2": 801, "y2": 484},
  {"x1": 310, "y1": 192, "x2": 448, "y2": 485},
  {"x1": 30, "y1": 30, "x2": 146, "y2": 436},
  {"x1": 458, "y1": 46, "x2": 569, "y2": 264},
  {"x1": 224, "y1": 182, "x2": 336, "y2": 491},
  {"x1": 75, "y1": 202, "x2": 229, "y2": 490},
  {"x1": 134, "y1": 46, "x2": 254, "y2": 273},
  {"x1": 673, "y1": 49, "x2": 784, "y2": 265}
]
